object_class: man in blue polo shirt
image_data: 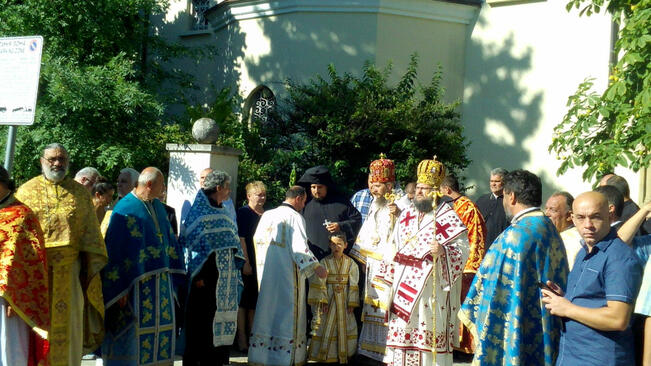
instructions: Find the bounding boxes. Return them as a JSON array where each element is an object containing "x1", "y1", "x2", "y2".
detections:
[{"x1": 542, "y1": 191, "x2": 642, "y2": 366}]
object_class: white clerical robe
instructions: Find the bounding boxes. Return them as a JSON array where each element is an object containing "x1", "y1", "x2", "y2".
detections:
[
  {"x1": 384, "y1": 203, "x2": 469, "y2": 366},
  {"x1": 0, "y1": 298, "x2": 29, "y2": 366},
  {"x1": 350, "y1": 200, "x2": 395, "y2": 362},
  {"x1": 249, "y1": 204, "x2": 320, "y2": 366}
]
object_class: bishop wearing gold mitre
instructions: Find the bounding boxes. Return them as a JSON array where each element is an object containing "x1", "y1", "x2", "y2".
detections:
[{"x1": 382, "y1": 157, "x2": 469, "y2": 366}]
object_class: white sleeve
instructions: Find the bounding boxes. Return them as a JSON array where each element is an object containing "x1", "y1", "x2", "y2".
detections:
[{"x1": 291, "y1": 214, "x2": 319, "y2": 277}]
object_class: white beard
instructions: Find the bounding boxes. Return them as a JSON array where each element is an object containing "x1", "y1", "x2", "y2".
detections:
[
  {"x1": 42, "y1": 165, "x2": 67, "y2": 183},
  {"x1": 372, "y1": 195, "x2": 388, "y2": 209}
]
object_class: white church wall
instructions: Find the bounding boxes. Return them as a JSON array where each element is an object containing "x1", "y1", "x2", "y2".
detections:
[
  {"x1": 160, "y1": 0, "x2": 477, "y2": 111},
  {"x1": 461, "y1": 1, "x2": 641, "y2": 203},
  {"x1": 375, "y1": 10, "x2": 469, "y2": 103},
  {"x1": 216, "y1": 11, "x2": 380, "y2": 101}
]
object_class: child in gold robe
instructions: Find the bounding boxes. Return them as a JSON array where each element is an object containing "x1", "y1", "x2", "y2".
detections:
[{"x1": 308, "y1": 233, "x2": 359, "y2": 364}]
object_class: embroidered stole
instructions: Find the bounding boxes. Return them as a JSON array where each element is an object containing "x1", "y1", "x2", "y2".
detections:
[
  {"x1": 313, "y1": 256, "x2": 354, "y2": 363},
  {"x1": 213, "y1": 248, "x2": 240, "y2": 347},
  {"x1": 390, "y1": 205, "x2": 466, "y2": 322}
]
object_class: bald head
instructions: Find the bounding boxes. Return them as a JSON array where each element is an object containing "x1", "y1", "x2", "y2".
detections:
[
  {"x1": 575, "y1": 191, "x2": 608, "y2": 208},
  {"x1": 572, "y1": 192, "x2": 612, "y2": 247},
  {"x1": 135, "y1": 167, "x2": 165, "y2": 201}
]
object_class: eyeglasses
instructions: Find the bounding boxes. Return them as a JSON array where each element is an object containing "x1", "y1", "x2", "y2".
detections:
[{"x1": 42, "y1": 156, "x2": 67, "y2": 164}]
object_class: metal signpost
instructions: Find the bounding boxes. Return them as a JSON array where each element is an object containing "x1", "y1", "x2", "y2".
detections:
[{"x1": 0, "y1": 36, "x2": 43, "y2": 173}]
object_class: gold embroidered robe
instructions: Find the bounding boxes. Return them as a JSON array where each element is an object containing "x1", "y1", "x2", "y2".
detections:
[
  {"x1": 350, "y1": 200, "x2": 394, "y2": 362},
  {"x1": 308, "y1": 254, "x2": 359, "y2": 363},
  {"x1": 16, "y1": 175, "x2": 108, "y2": 366}
]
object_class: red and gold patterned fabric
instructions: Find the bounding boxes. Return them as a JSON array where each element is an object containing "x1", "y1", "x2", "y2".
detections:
[
  {"x1": 0, "y1": 195, "x2": 50, "y2": 365},
  {"x1": 451, "y1": 196, "x2": 486, "y2": 274},
  {"x1": 0, "y1": 196, "x2": 49, "y2": 335},
  {"x1": 450, "y1": 195, "x2": 486, "y2": 354},
  {"x1": 369, "y1": 154, "x2": 395, "y2": 183}
]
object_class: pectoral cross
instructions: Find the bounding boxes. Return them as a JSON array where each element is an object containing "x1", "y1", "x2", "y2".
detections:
[{"x1": 157, "y1": 232, "x2": 164, "y2": 243}]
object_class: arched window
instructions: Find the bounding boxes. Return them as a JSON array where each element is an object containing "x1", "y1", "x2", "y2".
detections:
[
  {"x1": 244, "y1": 86, "x2": 276, "y2": 128},
  {"x1": 191, "y1": 0, "x2": 211, "y2": 30}
]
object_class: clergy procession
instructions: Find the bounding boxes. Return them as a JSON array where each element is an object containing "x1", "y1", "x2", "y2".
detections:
[{"x1": 0, "y1": 141, "x2": 650, "y2": 366}]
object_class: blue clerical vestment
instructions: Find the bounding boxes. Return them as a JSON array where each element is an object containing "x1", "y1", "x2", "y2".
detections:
[
  {"x1": 179, "y1": 190, "x2": 244, "y2": 347},
  {"x1": 459, "y1": 210, "x2": 568, "y2": 366},
  {"x1": 101, "y1": 193, "x2": 186, "y2": 366}
]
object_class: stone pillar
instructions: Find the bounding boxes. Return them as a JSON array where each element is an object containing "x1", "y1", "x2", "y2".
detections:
[{"x1": 165, "y1": 143, "x2": 242, "y2": 230}]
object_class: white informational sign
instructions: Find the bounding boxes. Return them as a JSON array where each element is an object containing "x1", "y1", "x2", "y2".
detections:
[{"x1": 0, "y1": 36, "x2": 43, "y2": 125}]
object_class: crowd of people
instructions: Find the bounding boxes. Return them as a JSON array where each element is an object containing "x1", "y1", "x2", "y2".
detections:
[{"x1": 0, "y1": 142, "x2": 649, "y2": 366}]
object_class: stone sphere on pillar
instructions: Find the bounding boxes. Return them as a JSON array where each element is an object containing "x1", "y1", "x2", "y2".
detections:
[{"x1": 192, "y1": 117, "x2": 220, "y2": 144}]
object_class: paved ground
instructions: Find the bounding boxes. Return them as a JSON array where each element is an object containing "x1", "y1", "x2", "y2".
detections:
[
  {"x1": 82, "y1": 351, "x2": 473, "y2": 365},
  {"x1": 81, "y1": 357, "x2": 245, "y2": 365}
]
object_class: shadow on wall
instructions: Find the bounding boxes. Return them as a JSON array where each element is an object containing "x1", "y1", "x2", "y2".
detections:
[
  {"x1": 168, "y1": 153, "x2": 197, "y2": 193},
  {"x1": 463, "y1": 13, "x2": 553, "y2": 199},
  {"x1": 211, "y1": 20, "x2": 247, "y2": 100},
  {"x1": 238, "y1": 12, "x2": 377, "y2": 100},
  {"x1": 158, "y1": 4, "x2": 483, "y2": 192},
  {"x1": 154, "y1": 5, "x2": 371, "y2": 119},
  {"x1": 151, "y1": 7, "x2": 247, "y2": 116}
]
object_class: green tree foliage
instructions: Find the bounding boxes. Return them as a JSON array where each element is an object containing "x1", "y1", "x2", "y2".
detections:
[
  {"x1": 0, "y1": 0, "x2": 201, "y2": 183},
  {"x1": 549, "y1": 0, "x2": 650, "y2": 182},
  {"x1": 202, "y1": 55, "x2": 469, "y2": 205},
  {"x1": 278, "y1": 56, "x2": 469, "y2": 196}
]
